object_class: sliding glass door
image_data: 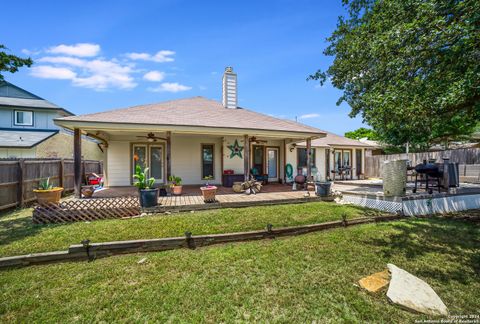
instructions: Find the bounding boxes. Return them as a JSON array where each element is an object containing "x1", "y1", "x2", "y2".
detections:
[{"x1": 132, "y1": 144, "x2": 164, "y2": 184}]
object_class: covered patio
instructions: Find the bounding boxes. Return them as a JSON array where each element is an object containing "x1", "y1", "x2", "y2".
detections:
[{"x1": 92, "y1": 183, "x2": 329, "y2": 210}]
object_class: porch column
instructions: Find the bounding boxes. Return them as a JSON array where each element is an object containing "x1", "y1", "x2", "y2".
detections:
[
  {"x1": 306, "y1": 138, "x2": 312, "y2": 180},
  {"x1": 74, "y1": 128, "x2": 82, "y2": 198},
  {"x1": 166, "y1": 131, "x2": 172, "y2": 180},
  {"x1": 244, "y1": 134, "x2": 250, "y2": 181}
]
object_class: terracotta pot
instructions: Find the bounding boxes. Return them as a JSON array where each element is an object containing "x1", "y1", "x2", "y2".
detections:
[
  {"x1": 200, "y1": 186, "x2": 217, "y2": 203},
  {"x1": 172, "y1": 185, "x2": 183, "y2": 195},
  {"x1": 81, "y1": 185, "x2": 95, "y2": 198},
  {"x1": 33, "y1": 187, "x2": 63, "y2": 205}
]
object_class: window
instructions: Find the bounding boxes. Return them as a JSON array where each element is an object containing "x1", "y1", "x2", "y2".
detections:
[
  {"x1": 333, "y1": 149, "x2": 352, "y2": 171},
  {"x1": 297, "y1": 148, "x2": 316, "y2": 168},
  {"x1": 201, "y1": 144, "x2": 214, "y2": 179},
  {"x1": 14, "y1": 110, "x2": 33, "y2": 126}
]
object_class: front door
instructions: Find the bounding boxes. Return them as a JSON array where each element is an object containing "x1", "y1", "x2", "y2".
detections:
[
  {"x1": 252, "y1": 145, "x2": 264, "y2": 175},
  {"x1": 132, "y1": 144, "x2": 164, "y2": 184},
  {"x1": 266, "y1": 147, "x2": 279, "y2": 182}
]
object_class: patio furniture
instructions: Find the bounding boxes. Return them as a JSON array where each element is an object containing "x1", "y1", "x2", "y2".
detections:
[
  {"x1": 86, "y1": 173, "x2": 103, "y2": 187},
  {"x1": 251, "y1": 166, "x2": 268, "y2": 185},
  {"x1": 222, "y1": 173, "x2": 245, "y2": 187},
  {"x1": 330, "y1": 166, "x2": 352, "y2": 180}
]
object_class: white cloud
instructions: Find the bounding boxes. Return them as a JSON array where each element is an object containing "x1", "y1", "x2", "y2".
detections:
[
  {"x1": 299, "y1": 113, "x2": 321, "y2": 119},
  {"x1": 126, "y1": 50, "x2": 175, "y2": 63},
  {"x1": 148, "y1": 82, "x2": 191, "y2": 93},
  {"x1": 30, "y1": 66, "x2": 77, "y2": 80},
  {"x1": 33, "y1": 55, "x2": 136, "y2": 90},
  {"x1": 47, "y1": 43, "x2": 100, "y2": 57},
  {"x1": 143, "y1": 71, "x2": 165, "y2": 82}
]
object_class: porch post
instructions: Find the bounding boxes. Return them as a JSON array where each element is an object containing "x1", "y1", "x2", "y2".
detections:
[
  {"x1": 244, "y1": 135, "x2": 250, "y2": 181},
  {"x1": 166, "y1": 131, "x2": 172, "y2": 180},
  {"x1": 74, "y1": 128, "x2": 82, "y2": 198},
  {"x1": 306, "y1": 138, "x2": 312, "y2": 180}
]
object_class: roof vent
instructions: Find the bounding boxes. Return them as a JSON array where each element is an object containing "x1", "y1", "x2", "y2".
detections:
[{"x1": 222, "y1": 67, "x2": 237, "y2": 109}]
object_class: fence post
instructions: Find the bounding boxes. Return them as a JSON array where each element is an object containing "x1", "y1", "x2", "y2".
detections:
[
  {"x1": 17, "y1": 159, "x2": 25, "y2": 208},
  {"x1": 59, "y1": 159, "x2": 65, "y2": 194}
]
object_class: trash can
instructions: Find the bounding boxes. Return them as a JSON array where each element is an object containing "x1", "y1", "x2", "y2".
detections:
[{"x1": 315, "y1": 182, "x2": 332, "y2": 197}]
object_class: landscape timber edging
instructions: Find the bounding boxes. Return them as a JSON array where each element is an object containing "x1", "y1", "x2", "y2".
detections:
[{"x1": 0, "y1": 214, "x2": 404, "y2": 270}]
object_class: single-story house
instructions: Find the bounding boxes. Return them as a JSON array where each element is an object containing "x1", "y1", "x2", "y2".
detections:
[{"x1": 54, "y1": 67, "x2": 371, "y2": 196}]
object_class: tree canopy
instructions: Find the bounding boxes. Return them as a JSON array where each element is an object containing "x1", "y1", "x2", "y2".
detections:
[
  {"x1": 0, "y1": 45, "x2": 33, "y2": 80},
  {"x1": 344, "y1": 127, "x2": 379, "y2": 140},
  {"x1": 311, "y1": 0, "x2": 480, "y2": 148}
]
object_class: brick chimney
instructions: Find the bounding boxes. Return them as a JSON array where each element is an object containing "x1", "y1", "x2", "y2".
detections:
[{"x1": 222, "y1": 67, "x2": 237, "y2": 108}]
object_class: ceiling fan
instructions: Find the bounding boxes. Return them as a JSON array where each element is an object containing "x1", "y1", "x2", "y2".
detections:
[
  {"x1": 136, "y1": 132, "x2": 167, "y2": 142},
  {"x1": 249, "y1": 136, "x2": 268, "y2": 144}
]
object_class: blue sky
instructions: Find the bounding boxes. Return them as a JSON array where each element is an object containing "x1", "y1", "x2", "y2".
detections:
[{"x1": 2, "y1": 0, "x2": 366, "y2": 135}]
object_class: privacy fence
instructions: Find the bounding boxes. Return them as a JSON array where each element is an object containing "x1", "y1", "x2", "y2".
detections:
[
  {"x1": 0, "y1": 158, "x2": 103, "y2": 211},
  {"x1": 365, "y1": 148, "x2": 480, "y2": 181}
]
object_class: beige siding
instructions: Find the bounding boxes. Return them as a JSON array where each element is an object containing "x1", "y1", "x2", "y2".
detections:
[
  {"x1": 106, "y1": 141, "x2": 131, "y2": 186},
  {"x1": 222, "y1": 136, "x2": 245, "y2": 174},
  {"x1": 171, "y1": 135, "x2": 222, "y2": 185},
  {"x1": 35, "y1": 132, "x2": 104, "y2": 160},
  {"x1": 0, "y1": 147, "x2": 36, "y2": 158}
]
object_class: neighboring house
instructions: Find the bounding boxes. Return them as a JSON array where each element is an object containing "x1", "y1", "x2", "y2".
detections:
[
  {"x1": 0, "y1": 81, "x2": 103, "y2": 160},
  {"x1": 54, "y1": 67, "x2": 370, "y2": 189},
  {"x1": 294, "y1": 132, "x2": 374, "y2": 181}
]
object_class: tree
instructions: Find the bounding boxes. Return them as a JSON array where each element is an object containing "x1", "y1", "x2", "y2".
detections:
[
  {"x1": 310, "y1": 0, "x2": 480, "y2": 148},
  {"x1": 0, "y1": 45, "x2": 33, "y2": 80},
  {"x1": 344, "y1": 127, "x2": 379, "y2": 140}
]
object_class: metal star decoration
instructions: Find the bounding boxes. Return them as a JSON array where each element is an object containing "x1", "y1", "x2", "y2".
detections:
[{"x1": 227, "y1": 139, "x2": 244, "y2": 158}]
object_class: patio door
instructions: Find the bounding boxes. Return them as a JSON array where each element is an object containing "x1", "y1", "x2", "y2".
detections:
[
  {"x1": 266, "y1": 147, "x2": 279, "y2": 182},
  {"x1": 132, "y1": 144, "x2": 164, "y2": 184}
]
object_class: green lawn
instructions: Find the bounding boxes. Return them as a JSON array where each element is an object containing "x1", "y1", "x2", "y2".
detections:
[
  {"x1": 0, "y1": 202, "x2": 382, "y2": 257},
  {"x1": 0, "y1": 216, "x2": 478, "y2": 322}
]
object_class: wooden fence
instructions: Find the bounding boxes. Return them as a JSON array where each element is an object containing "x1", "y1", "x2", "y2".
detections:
[
  {"x1": 365, "y1": 148, "x2": 480, "y2": 179},
  {"x1": 0, "y1": 158, "x2": 103, "y2": 211}
]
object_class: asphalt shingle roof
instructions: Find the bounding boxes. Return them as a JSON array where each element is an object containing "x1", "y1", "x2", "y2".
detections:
[{"x1": 56, "y1": 97, "x2": 325, "y2": 135}]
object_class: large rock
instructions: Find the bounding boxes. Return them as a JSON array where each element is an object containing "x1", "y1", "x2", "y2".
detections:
[{"x1": 386, "y1": 264, "x2": 448, "y2": 316}]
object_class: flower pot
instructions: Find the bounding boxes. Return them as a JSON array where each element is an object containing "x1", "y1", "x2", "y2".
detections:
[
  {"x1": 33, "y1": 187, "x2": 63, "y2": 205},
  {"x1": 81, "y1": 185, "x2": 95, "y2": 198},
  {"x1": 200, "y1": 186, "x2": 217, "y2": 203},
  {"x1": 172, "y1": 185, "x2": 183, "y2": 195},
  {"x1": 139, "y1": 188, "x2": 159, "y2": 208}
]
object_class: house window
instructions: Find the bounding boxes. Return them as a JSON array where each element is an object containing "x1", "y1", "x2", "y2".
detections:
[
  {"x1": 297, "y1": 148, "x2": 316, "y2": 168},
  {"x1": 14, "y1": 110, "x2": 33, "y2": 126},
  {"x1": 201, "y1": 144, "x2": 214, "y2": 179}
]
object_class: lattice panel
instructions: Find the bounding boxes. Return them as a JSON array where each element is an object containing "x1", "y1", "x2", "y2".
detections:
[
  {"x1": 33, "y1": 196, "x2": 141, "y2": 224},
  {"x1": 342, "y1": 194, "x2": 403, "y2": 213}
]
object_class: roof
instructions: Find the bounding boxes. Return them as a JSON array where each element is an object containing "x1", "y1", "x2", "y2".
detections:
[
  {"x1": 0, "y1": 129, "x2": 58, "y2": 148},
  {"x1": 0, "y1": 81, "x2": 73, "y2": 115},
  {"x1": 298, "y1": 131, "x2": 374, "y2": 148},
  {"x1": 55, "y1": 96, "x2": 325, "y2": 136}
]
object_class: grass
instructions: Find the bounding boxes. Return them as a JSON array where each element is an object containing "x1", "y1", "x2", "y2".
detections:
[
  {"x1": 0, "y1": 202, "x2": 382, "y2": 257},
  {"x1": 0, "y1": 216, "x2": 478, "y2": 322}
]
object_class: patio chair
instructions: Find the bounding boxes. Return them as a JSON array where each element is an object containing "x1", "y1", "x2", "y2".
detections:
[{"x1": 250, "y1": 166, "x2": 268, "y2": 185}]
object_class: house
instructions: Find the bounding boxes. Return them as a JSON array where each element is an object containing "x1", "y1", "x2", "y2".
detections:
[
  {"x1": 54, "y1": 67, "x2": 371, "y2": 196},
  {"x1": 294, "y1": 132, "x2": 374, "y2": 181},
  {"x1": 0, "y1": 81, "x2": 103, "y2": 159}
]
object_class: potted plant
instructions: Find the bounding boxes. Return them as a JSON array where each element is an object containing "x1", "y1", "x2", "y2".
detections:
[
  {"x1": 133, "y1": 165, "x2": 158, "y2": 208},
  {"x1": 200, "y1": 175, "x2": 217, "y2": 203},
  {"x1": 168, "y1": 175, "x2": 183, "y2": 195},
  {"x1": 33, "y1": 177, "x2": 63, "y2": 205}
]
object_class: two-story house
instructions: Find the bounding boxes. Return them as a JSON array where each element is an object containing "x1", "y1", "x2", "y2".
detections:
[{"x1": 0, "y1": 81, "x2": 103, "y2": 159}]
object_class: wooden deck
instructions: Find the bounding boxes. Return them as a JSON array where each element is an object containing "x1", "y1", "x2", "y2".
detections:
[{"x1": 92, "y1": 184, "x2": 331, "y2": 212}]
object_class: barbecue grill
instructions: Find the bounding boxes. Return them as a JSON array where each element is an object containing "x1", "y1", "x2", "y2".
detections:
[
  {"x1": 412, "y1": 158, "x2": 463, "y2": 194},
  {"x1": 412, "y1": 161, "x2": 443, "y2": 194}
]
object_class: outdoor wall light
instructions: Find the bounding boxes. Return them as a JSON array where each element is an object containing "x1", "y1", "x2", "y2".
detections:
[{"x1": 289, "y1": 143, "x2": 297, "y2": 152}]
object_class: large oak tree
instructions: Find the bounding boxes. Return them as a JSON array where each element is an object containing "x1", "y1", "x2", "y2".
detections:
[{"x1": 311, "y1": 0, "x2": 480, "y2": 149}]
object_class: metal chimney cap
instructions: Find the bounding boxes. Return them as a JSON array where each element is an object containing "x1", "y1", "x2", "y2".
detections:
[{"x1": 225, "y1": 66, "x2": 233, "y2": 73}]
